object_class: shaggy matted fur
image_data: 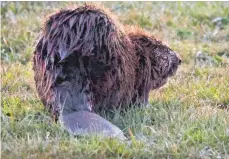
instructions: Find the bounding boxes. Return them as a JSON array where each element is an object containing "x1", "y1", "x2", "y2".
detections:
[{"x1": 33, "y1": 4, "x2": 181, "y2": 119}]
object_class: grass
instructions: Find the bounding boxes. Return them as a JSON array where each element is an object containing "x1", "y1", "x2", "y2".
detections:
[{"x1": 1, "y1": 1, "x2": 229, "y2": 158}]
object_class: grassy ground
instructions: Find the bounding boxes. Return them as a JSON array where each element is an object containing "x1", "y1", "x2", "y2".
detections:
[{"x1": 1, "y1": 2, "x2": 229, "y2": 159}]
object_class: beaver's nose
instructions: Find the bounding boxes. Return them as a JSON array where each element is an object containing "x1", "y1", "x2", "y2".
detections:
[
  {"x1": 178, "y1": 59, "x2": 182, "y2": 65},
  {"x1": 176, "y1": 53, "x2": 182, "y2": 65}
]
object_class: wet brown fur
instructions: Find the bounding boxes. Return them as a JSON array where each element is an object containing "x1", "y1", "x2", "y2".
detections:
[{"x1": 33, "y1": 4, "x2": 181, "y2": 118}]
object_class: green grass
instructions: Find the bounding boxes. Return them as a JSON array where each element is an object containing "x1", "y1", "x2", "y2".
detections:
[{"x1": 1, "y1": 2, "x2": 229, "y2": 158}]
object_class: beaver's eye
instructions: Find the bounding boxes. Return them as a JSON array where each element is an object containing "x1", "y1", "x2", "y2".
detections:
[{"x1": 56, "y1": 76, "x2": 67, "y2": 85}]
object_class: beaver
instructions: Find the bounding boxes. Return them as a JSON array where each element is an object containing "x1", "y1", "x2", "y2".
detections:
[{"x1": 33, "y1": 4, "x2": 181, "y2": 139}]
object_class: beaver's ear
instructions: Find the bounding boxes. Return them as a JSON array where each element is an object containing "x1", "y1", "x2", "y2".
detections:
[
  {"x1": 128, "y1": 33, "x2": 151, "y2": 45},
  {"x1": 136, "y1": 36, "x2": 152, "y2": 47}
]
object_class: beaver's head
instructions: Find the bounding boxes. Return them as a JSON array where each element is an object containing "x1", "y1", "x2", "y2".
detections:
[
  {"x1": 131, "y1": 35, "x2": 181, "y2": 89},
  {"x1": 149, "y1": 40, "x2": 181, "y2": 89}
]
